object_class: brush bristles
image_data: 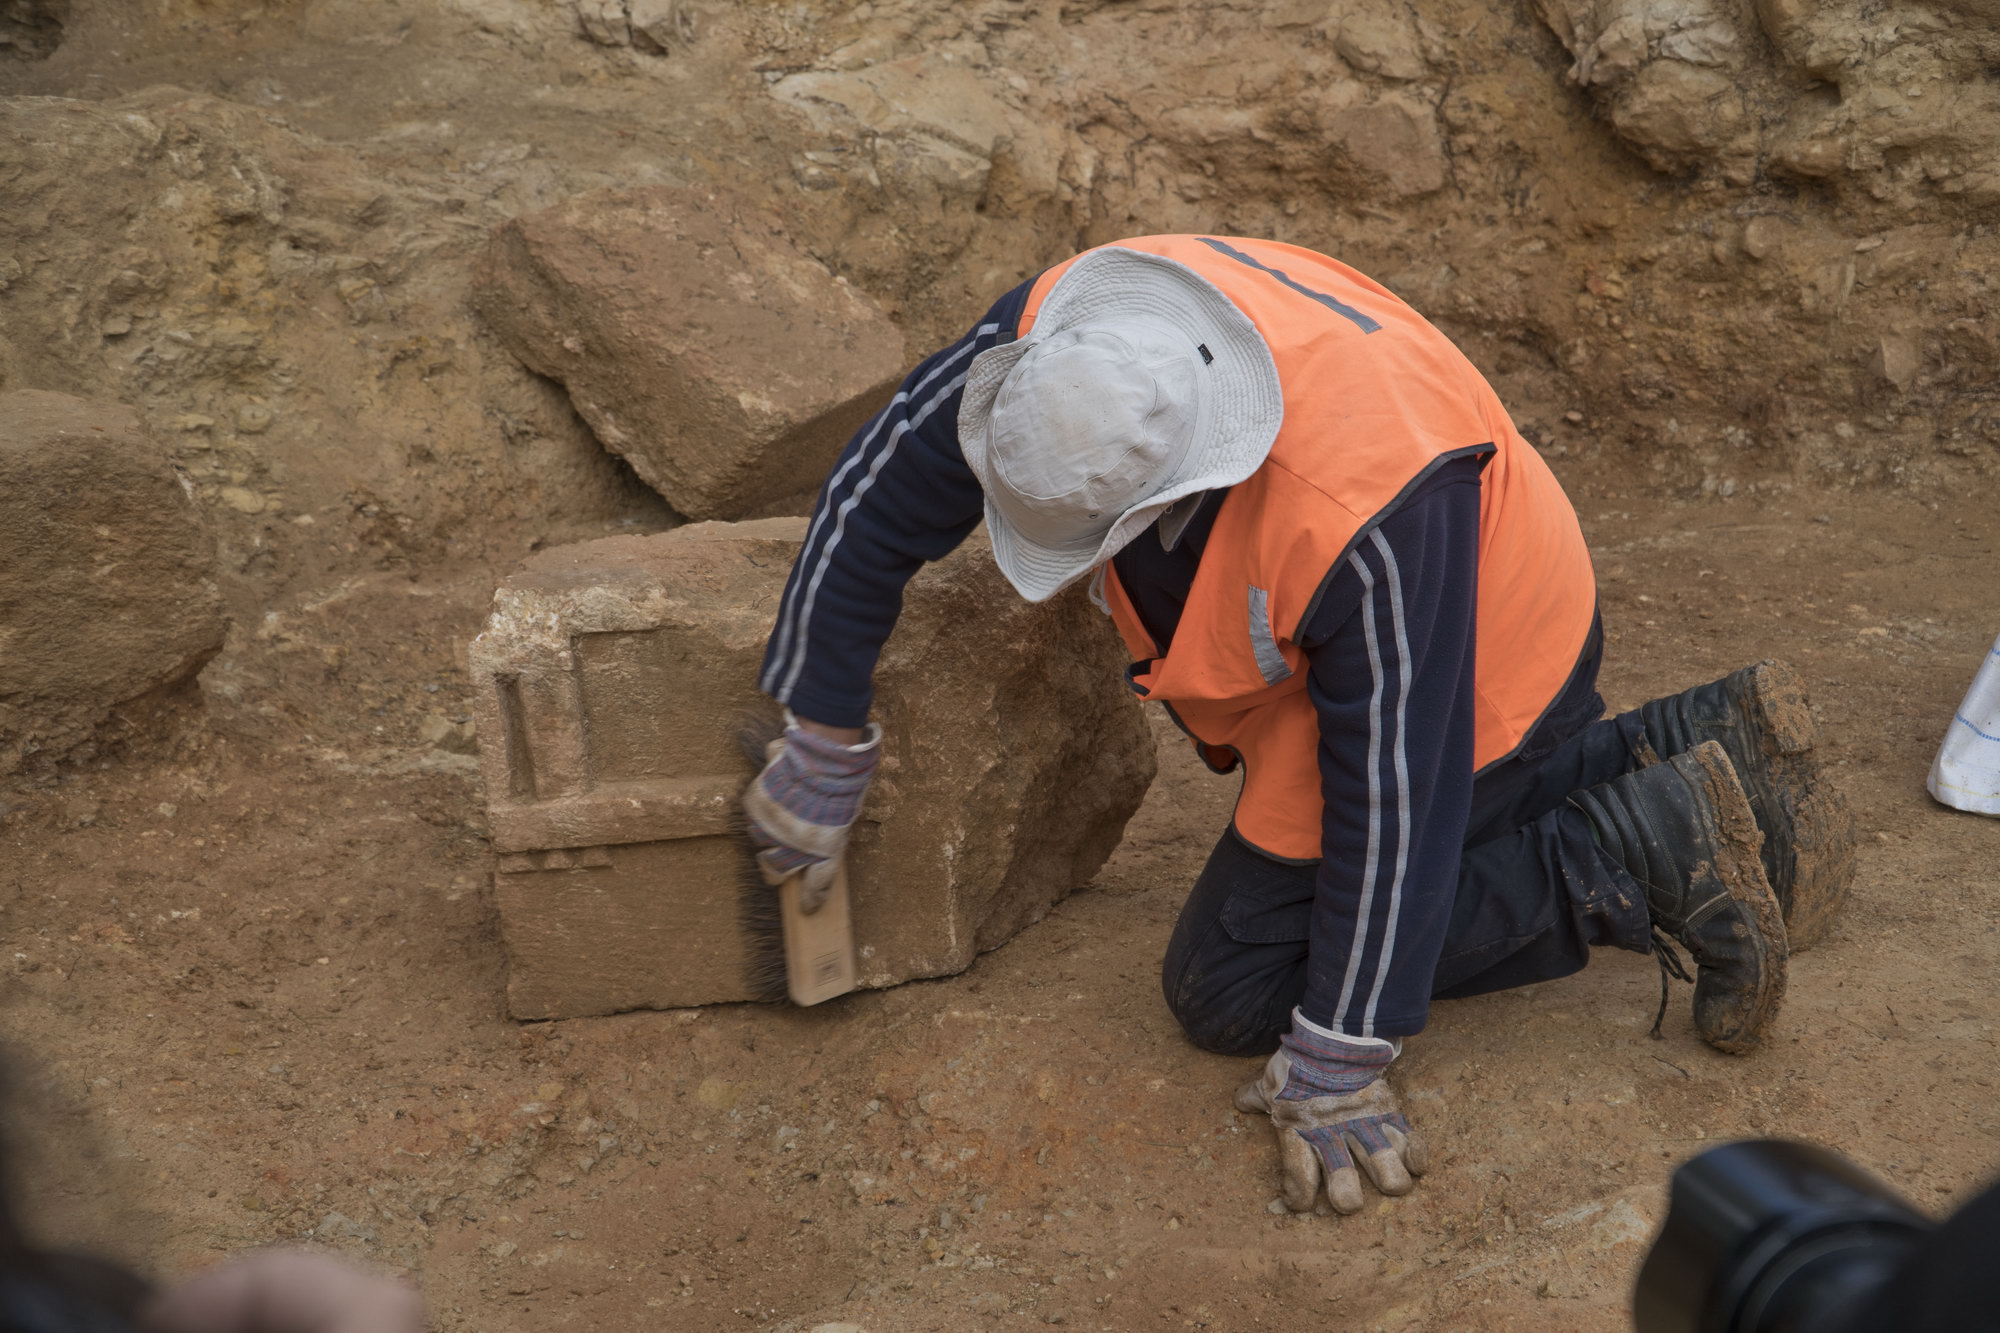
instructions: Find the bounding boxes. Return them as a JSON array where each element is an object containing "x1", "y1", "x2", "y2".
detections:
[
  {"x1": 734, "y1": 706, "x2": 790, "y2": 1003},
  {"x1": 737, "y1": 705, "x2": 785, "y2": 767}
]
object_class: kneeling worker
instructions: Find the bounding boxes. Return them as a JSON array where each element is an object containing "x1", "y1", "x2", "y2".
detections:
[{"x1": 742, "y1": 236, "x2": 1852, "y2": 1215}]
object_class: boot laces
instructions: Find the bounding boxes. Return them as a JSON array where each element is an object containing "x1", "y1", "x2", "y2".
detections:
[{"x1": 1649, "y1": 925, "x2": 1694, "y2": 1040}]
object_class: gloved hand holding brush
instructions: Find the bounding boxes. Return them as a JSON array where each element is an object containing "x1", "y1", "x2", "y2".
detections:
[{"x1": 742, "y1": 711, "x2": 882, "y2": 907}]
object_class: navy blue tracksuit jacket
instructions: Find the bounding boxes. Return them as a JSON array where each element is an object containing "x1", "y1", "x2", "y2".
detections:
[{"x1": 758, "y1": 281, "x2": 1478, "y2": 1040}]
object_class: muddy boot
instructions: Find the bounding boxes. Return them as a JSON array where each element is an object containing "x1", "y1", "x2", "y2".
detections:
[
  {"x1": 1634, "y1": 660, "x2": 1856, "y2": 950},
  {"x1": 1570, "y1": 741, "x2": 1788, "y2": 1054}
]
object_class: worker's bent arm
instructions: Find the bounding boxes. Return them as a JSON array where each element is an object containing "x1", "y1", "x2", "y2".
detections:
[
  {"x1": 759, "y1": 280, "x2": 1034, "y2": 728},
  {"x1": 1297, "y1": 458, "x2": 1483, "y2": 1039}
]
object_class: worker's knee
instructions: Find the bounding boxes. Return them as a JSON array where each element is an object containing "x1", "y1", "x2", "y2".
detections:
[
  {"x1": 1173, "y1": 999, "x2": 1282, "y2": 1057},
  {"x1": 1161, "y1": 828, "x2": 1315, "y2": 1057},
  {"x1": 1161, "y1": 948, "x2": 1290, "y2": 1057}
]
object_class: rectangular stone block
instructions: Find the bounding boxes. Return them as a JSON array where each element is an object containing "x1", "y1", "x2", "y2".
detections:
[
  {"x1": 469, "y1": 519, "x2": 1154, "y2": 1019},
  {"x1": 495, "y1": 840, "x2": 750, "y2": 1016}
]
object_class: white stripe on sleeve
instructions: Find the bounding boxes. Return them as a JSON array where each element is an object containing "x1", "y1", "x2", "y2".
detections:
[
  {"x1": 1358, "y1": 527, "x2": 1415, "y2": 1032},
  {"x1": 773, "y1": 364, "x2": 976, "y2": 704},
  {"x1": 1331, "y1": 546, "x2": 1386, "y2": 1030},
  {"x1": 762, "y1": 325, "x2": 998, "y2": 696}
]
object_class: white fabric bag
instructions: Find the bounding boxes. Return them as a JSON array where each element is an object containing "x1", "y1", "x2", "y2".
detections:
[{"x1": 1929, "y1": 634, "x2": 2000, "y2": 816}]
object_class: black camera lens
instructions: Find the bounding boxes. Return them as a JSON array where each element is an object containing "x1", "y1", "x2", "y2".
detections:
[{"x1": 1634, "y1": 1140, "x2": 1931, "y2": 1333}]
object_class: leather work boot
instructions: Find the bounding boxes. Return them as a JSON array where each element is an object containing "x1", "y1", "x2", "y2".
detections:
[
  {"x1": 1634, "y1": 660, "x2": 1856, "y2": 950},
  {"x1": 1571, "y1": 741, "x2": 1788, "y2": 1054}
]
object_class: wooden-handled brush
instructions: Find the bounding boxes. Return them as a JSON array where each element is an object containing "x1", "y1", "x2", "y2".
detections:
[
  {"x1": 737, "y1": 709, "x2": 859, "y2": 1007},
  {"x1": 777, "y1": 860, "x2": 857, "y2": 1006}
]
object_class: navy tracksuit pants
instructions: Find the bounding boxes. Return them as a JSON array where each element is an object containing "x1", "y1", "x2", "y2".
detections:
[{"x1": 1162, "y1": 630, "x2": 1658, "y2": 1056}]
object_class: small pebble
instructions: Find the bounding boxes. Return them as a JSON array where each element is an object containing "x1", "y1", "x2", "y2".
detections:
[{"x1": 218, "y1": 485, "x2": 266, "y2": 514}]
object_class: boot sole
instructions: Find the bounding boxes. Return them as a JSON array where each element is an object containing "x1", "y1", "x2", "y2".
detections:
[
  {"x1": 1683, "y1": 741, "x2": 1789, "y2": 1055},
  {"x1": 1741, "y1": 659, "x2": 1818, "y2": 756},
  {"x1": 1742, "y1": 660, "x2": 1857, "y2": 951}
]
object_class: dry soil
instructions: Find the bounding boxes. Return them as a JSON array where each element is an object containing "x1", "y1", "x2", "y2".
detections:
[{"x1": 2, "y1": 2, "x2": 1997, "y2": 1331}]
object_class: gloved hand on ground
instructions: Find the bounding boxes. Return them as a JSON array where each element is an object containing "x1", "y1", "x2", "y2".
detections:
[
  {"x1": 741, "y1": 712, "x2": 882, "y2": 906},
  {"x1": 1234, "y1": 1013, "x2": 1429, "y2": 1214}
]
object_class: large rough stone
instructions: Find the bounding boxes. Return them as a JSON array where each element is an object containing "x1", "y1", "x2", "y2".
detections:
[
  {"x1": 468, "y1": 519, "x2": 1154, "y2": 1019},
  {"x1": 471, "y1": 188, "x2": 907, "y2": 521},
  {"x1": 0, "y1": 391, "x2": 226, "y2": 777}
]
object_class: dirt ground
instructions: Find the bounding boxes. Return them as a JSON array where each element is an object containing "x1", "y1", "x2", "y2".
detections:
[
  {"x1": 3, "y1": 471, "x2": 1994, "y2": 1332},
  {"x1": 3, "y1": 2, "x2": 1999, "y2": 1330}
]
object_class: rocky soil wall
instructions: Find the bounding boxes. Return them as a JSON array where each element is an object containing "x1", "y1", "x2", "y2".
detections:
[{"x1": 3, "y1": 1, "x2": 1994, "y2": 655}]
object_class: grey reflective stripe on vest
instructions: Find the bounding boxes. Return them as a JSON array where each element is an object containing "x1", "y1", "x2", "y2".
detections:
[
  {"x1": 1247, "y1": 585, "x2": 1292, "y2": 685},
  {"x1": 1195, "y1": 237, "x2": 1383, "y2": 334}
]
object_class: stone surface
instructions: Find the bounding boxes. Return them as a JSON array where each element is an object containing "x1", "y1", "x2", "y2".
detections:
[
  {"x1": 772, "y1": 58, "x2": 1029, "y2": 196},
  {"x1": 625, "y1": 0, "x2": 693, "y2": 52},
  {"x1": 471, "y1": 187, "x2": 907, "y2": 521},
  {"x1": 0, "y1": 0, "x2": 66, "y2": 61},
  {"x1": 1872, "y1": 333, "x2": 1920, "y2": 393},
  {"x1": 468, "y1": 519, "x2": 1154, "y2": 1019},
  {"x1": 0, "y1": 391, "x2": 226, "y2": 777},
  {"x1": 1537, "y1": 0, "x2": 1755, "y2": 176},
  {"x1": 571, "y1": 0, "x2": 693, "y2": 52},
  {"x1": 1334, "y1": 11, "x2": 1427, "y2": 81},
  {"x1": 1534, "y1": 0, "x2": 2000, "y2": 198},
  {"x1": 1320, "y1": 91, "x2": 1448, "y2": 198}
]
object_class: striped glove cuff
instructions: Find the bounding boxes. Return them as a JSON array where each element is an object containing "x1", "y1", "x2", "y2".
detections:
[{"x1": 1276, "y1": 1011, "x2": 1398, "y2": 1100}]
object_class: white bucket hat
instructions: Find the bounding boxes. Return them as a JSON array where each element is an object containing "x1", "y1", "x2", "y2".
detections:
[{"x1": 958, "y1": 246, "x2": 1284, "y2": 603}]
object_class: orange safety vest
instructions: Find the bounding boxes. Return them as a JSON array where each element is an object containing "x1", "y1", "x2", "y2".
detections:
[{"x1": 1019, "y1": 236, "x2": 1597, "y2": 861}]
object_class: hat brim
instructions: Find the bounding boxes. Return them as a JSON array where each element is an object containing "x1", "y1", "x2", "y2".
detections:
[{"x1": 958, "y1": 246, "x2": 1284, "y2": 603}]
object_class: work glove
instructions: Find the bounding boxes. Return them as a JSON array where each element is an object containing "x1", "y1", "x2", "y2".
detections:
[
  {"x1": 741, "y1": 712, "x2": 881, "y2": 907},
  {"x1": 1234, "y1": 1012, "x2": 1429, "y2": 1215}
]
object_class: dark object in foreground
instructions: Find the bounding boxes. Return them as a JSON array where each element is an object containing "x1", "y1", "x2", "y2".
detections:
[{"x1": 1635, "y1": 1139, "x2": 2000, "y2": 1333}]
